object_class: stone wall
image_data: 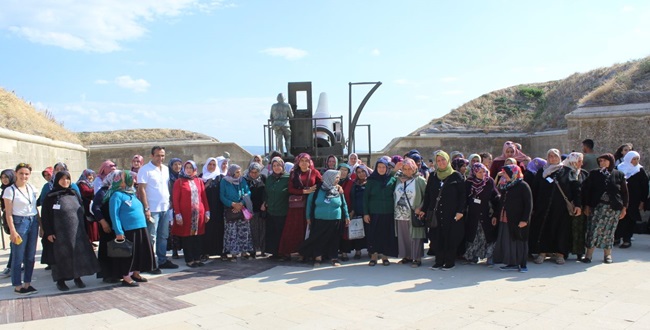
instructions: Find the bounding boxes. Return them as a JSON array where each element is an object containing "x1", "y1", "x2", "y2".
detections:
[
  {"x1": 0, "y1": 127, "x2": 87, "y2": 188},
  {"x1": 566, "y1": 102, "x2": 650, "y2": 165},
  {"x1": 87, "y1": 140, "x2": 253, "y2": 173}
]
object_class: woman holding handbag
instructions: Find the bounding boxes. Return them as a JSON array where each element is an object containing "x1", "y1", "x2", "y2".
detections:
[
  {"x1": 363, "y1": 158, "x2": 397, "y2": 266},
  {"x1": 393, "y1": 159, "x2": 427, "y2": 267},
  {"x1": 463, "y1": 163, "x2": 500, "y2": 265},
  {"x1": 172, "y1": 161, "x2": 210, "y2": 267},
  {"x1": 220, "y1": 164, "x2": 253, "y2": 261},
  {"x1": 107, "y1": 170, "x2": 155, "y2": 287}
]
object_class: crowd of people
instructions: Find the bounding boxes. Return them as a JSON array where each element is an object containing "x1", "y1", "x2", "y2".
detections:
[{"x1": 1, "y1": 139, "x2": 648, "y2": 296}]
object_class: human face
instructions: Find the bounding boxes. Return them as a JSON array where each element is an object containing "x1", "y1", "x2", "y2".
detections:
[
  {"x1": 207, "y1": 160, "x2": 216, "y2": 173},
  {"x1": 16, "y1": 168, "x2": 31, "y2": 185},
  {"x1": 132, "y1": 158, "x2": 142, "y2": 169},
  {"x1": 470, "y1": 157, "x2": 480, "y2": 165},
  {"x1": 505, "y1": 147, "x2": 515, "y2": 158},
  {"x1": 481, "y1": 156, "x2": 492, "y2": 167},
  {"x1": 327, "y1": 157, "x2": 337, "y2": 169},
  {"x1": 54, "y1": 164, "x2": 65, "y2": 174},
  {"x1": 339, "y1": 167, "x2": 349, "y2": 179},
  {"x1": 505, "y1": 159, "x2": 515, "y2": 166},
  {"x1": 173, "y1": 161, "x2": 183, "y2": 173},
  {"x1": 460, "y1": 165, "x2": 467, "y2": 174},
  {"x1": 622, "y1": 146, "x2": 630, "y2": 156},
  {"x1": 631, "y1": 157, "x2": 640, "y2": 166},
  {"x1": 394, "y1": 161, "x2": 403, "y2": 171},
  {"x1": 402, "y1": 165, "x2": 415, "y2": 177},
  {"x1": 598, "y1": 158, "x2": 610, "y2": 169},
  {"x1": 220, "y1": 160, "x2": 229, "y2": 172},
  {"x1": 184, "y1": 163, "x2": 195, "y2": 176},
  {"x1": 58, "y1": 175, "x2": 71, "y2": 188},
  {"x1": 86, "y1": 174, "x2": 95, "y2": 182},
  {"x1": 376, "y1": 163, "x2": 387, "y2": 175},
  {"x1": 1, "y1": 174, "x2": 9, "y2": 186},
  {"x1": 299, "y1": 157, "x2": 311, "y2": 171},
  {"x1": 152, "y1": 149, "x2": 166, "y2": 166},
  {"x1": 575, "y1": 157, "x2": 584, "y2": 169},
  {"x1": 356, "y1": 168, "x2": 367, "y2": 180},
  {"x1": 547, "y1": 152, "x2": 560, "y2": 165},
  {"x1": 436, "y1": 155, "x2": 448, "y2": 170},
  {"x1": 43, "y1": 172, "x2": 52, "y2": 182},
  {"x1": 333, "y1": 175, "x2": 340, "y2": 185},
  {"x1": 249, "y1": 169, "x2": 260, "y2": 180},
  {"x1": 253, "y1": 156, "x2": 263, "y2": 164},
  {"x1": 475, "y1": 168, "x2": 486, "y2": 180},
  {"x1": 348, "y1": 154, "x2": 358, "y2": 164},
  {"x1": 233, "y1": 169, "x2": 242, "y2": 179},
  {"x1": 272, "y1": 162, "x2": 284, "y2": 174}
]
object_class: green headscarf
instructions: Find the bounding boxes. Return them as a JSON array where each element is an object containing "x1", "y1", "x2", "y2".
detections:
[
  {"x1": 435, "y1": 151, "x2": 454, "y2": 180},
  {"x1": 103, "y1": 170, "x2": 135, "y2": 203}
]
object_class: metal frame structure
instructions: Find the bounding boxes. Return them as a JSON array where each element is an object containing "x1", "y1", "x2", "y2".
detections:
[{"x1": 348, "y1": 81, "x2": 382, "y2": 164}]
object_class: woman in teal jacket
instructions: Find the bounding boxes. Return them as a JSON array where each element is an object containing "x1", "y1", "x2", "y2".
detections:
[{"x1": 220, "y1": 164, "x2": 253, "y2": 260}]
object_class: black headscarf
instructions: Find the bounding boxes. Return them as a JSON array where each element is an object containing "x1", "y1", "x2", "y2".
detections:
[{"x1": 368, "y1": 158, "x2": 392, "y2": 185}]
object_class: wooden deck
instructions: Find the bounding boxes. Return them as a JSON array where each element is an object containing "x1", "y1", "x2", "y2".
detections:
[{"x1": 0, "y1": 259, "x2": 278, "y2": 324}]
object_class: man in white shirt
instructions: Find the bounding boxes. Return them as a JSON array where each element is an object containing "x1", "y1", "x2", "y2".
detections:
[{"x1": 137, "y1": 146, "x2": 178, "y2": 273}]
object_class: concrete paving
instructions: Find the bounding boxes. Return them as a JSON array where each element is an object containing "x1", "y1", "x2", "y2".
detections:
[{"x1": 1, "y1": 235, "x2": 650, "y2": 329}]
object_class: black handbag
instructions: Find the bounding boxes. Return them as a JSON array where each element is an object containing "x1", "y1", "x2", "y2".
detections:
[
  {"x1": 404, "y1": 188, "x2": 425, "y2": 228},
  {"x1": 107, "y1": 238, "x2": 133, "y2": 258},
  {"x1": 224, "y1": 207, "x2": 245, "y2": 222},
  {"x1": 425, "y1": 176, "x2": 448, "y2": 229}
]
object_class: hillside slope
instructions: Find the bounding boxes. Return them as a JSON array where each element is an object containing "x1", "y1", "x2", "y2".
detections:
[
  {"x1": 78, "y1": 129, "x2": 218, "y2": 145},
  {"x1": 412, "y1": 56, "x2": 650, "y2": 135}
]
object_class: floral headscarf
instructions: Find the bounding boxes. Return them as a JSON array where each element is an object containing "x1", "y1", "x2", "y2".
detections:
[
  {"x1": 468, "y1": 163, "x2": 490, "y2": 197},
  {"x1": 103, "y1": 170, "x2": 135, "y2": 202},
  {"x1": 498, "y1": 165, "x2": 523, "y2": 191},
  {"x1": 77, "y1": 169, "x2": 95, "y2": 188}
]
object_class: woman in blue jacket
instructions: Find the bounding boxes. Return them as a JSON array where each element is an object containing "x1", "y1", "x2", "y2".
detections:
[{"x1": 220, "y1": 164, "x2": 253, "y2": 261}]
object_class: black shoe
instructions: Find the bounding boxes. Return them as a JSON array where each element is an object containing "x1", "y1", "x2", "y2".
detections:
[
  {"x1": 581, "y1": 257, "x2": 592, "y2": 264},
  {"x1": 431, "y1": 263, "x2": 443, "y2": 270},
  {"x1": 147, "y1": 268, "x2": 162, "y2": 275},
  {"x1": 14, "y1": 287, "x2": 30, "y2": 295},
  {"x1": 187, "y1": 262, "x2": 199, "y2": 268},
  {"x1": 200, "y1": 255, "x2": 209, "y2": 262},
  {"x1": 620, "y1": 242, "x2": 631, "y2": 249},
  {"x1": 56, "y1": 280, "x2": 70, "y2": 291},
  {"x1": 195, "y1": 262, "x2": 205, "y2": 267},
  {"x1": 121, "y1": 280, "x2": 139, "y2": 287},
  {"x1": 159, "y1": 260, "x2": 179, "y2": 269},
  {"x1": 131, "y1": 275, "x2": 148, "y2": 282},
  {"x1": 442, "y1": 265, "x2": 455, "y2": 271},
  {"x1": 221, "y1": 254, "x2": 230, "y2": 262},
  {"x1": 353, "y1": 253, "x2": 362, "y2": 260},
  {"x1": 103, "y1": 277, "x2": 120, "y2": 284},
  {"x1": 44, "y1": 265, "x2": 52, "y2": 270},
  {"x1": 25, "y1": 286, "x2": 38, "y2": 294},
  {"x1": 426, "y1": 249, "x2": 435, "y2": 256},
  {"x1": 74, "y1": 278, "x2": 86, "y2": 288}
]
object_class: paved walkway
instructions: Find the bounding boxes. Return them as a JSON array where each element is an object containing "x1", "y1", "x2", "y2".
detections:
[{"x1": 1, "y1": 235, "x2": 650, "y2": 329}]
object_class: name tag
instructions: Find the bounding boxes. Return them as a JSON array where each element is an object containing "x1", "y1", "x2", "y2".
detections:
[
  {"x1": 474, "y1": 198, "x2": 481, "y2": 204},
  {"x1": 546, "y1": 177, "x2": 554, "y2": 183},
  {"x1": 53, "y1": 204, "x2": 61, "y2": 210}
]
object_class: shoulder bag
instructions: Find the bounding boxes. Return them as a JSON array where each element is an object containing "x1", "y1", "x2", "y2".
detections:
[
  {"x1": 425, "y1": 176, "x2": 449, "y2": 228},
  {"x1": 554, "y1": 180, "x2": 576, "y2": 216},
  {"x1": 289, "y1": 170, "x2": 311, "y2": 208}
]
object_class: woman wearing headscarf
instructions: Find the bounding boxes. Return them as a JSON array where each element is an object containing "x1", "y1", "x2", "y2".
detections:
[
  {"x1": 421, "y1": 151, "x2": 467, "y2": 270},
  {"x1": 91, "y1": 172, "x2": 120, "y2": 283},
  {"x1": 463, "y1": 163, "x2": 500, "y2": 265},
  {"x1": 299, "y1": 170, "x2": 349, "y2": 266},
  {"x1": 582, "y1": 154, "x2": 628, "y2": 264},
  {"x1": 261, "y1": 151, "x2": 282, "y2": 178},
  {"x1": 562, "y1": 153, "x2": 589, "y2": 260},
  {"x1": 1, "y1": 169, "x2": 16, "y2": 277},
  {"x1": 363, "y1": 158, "x2": 397, "y2": 266},
  {"x1": 94, "y1": 160, "x2": 117, "y2": 194},
  {"x1": 490, "y1": 141, "x2": 529, "y2": 180},
  {"x1": 76, "y1": 169, "x2": 99, "y2": 248},
  {"x1": 131, "y1": 155, "x2": 144, "y2": 185},
  {"x1": 278, "y1": 153, "x2": 322, "y2": 260},
  {"x1": 410, "y1": 153, "x2": 429, "y2": 180},
  {"x1": 614, "y1": 151, "x2": 648, "y2": 248},
  {"x1": 220, "y1": 164, "x2": 253, "y2": 261},
  {"x1": 492, "y1": 165, "x2": 533, "y2": 272},
  {"x1": 244, "y1": 161, "x2": 266, "y2": 258},
  {"x1": 167, "y1": 158, "x2": 183, "y2": 259},
  {"x1": 200, "y1": 157, "x2": 227, "y2": 260},
  {"x1": 336, "y1": 163, "x2": 355, "y2": 261},
  {"x1": 321, "y1": 154, "x2": 339, "y2": 174},
  {"x1": 452, "y1": 158, "x2": 469, "y2": 179},
  {"x1": 393, "y1": 159, "x2": 427, "y2": 267},
  {"x1": 217, "y1": 156, "x2": 229, "y2": 176},
  {"x1": 468, "y1": 154, "x2": 481, "y2": 166},
  {"x1": 529, "y1": 149, "x2": 582, "y2": 265},
  {"x1": 263, "y1": 157, "x2": 290, "y2": 258},
  {"x1": 41, "y1": 171, "x2": 100, "y2": 291},
  {"x1": 524, "y1": 158, "x2": 547, "y2": 187},
  {"x1": 38, "y1": 162, "x2": 81, "y2": 206},
  {"x1": 614, "y1": 143, "x2": 633, "y2": 167},
  {"x1": 343, "y1": 164, "x2": 370, "y2": 260},
  {"x1": 107, "y1": 170, "x2": 155, "y2": 286},
  {"x1": 172, "y1": 161, "x2": 210, "y2": 267}
]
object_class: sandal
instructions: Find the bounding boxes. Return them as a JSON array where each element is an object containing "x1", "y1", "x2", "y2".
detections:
[
  {"x1": 534, "y1": 255, "x2": 545, "y2": 264},
  {"x1": 581, "y1": 257, "x2": 592, "y2": 264},
  {"x1": 382, "y1": 259, "x2": 390, "y2": 266},
  {"x1": 620, "y1": 242, "x2": 631, "y2": 249},
  {"x1": 398, "y1": 258, "x2": 413, "y2": 265},
  {"x1": 555, "y1": 256, "x2": 565, "y2": 265},
  {"x1": 368, "y1": 260, "x2": 377, "y2": 267},
  {"x1": 411, "y1": 260, "x2": 422, "y2": 268},
  {"x1": 131, "y1": 275, "x2": 148, "y2": 282},
  {"x1": 331, "y1": 260, "x2": 341, "y2": 267},
  {"x1": 604, "y1": 255, "x2": 613, "y2": 264}
]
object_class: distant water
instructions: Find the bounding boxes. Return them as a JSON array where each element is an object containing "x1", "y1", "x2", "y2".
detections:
[{"x1": 242, "y1": 146, "x2": 370, "y2": 156}]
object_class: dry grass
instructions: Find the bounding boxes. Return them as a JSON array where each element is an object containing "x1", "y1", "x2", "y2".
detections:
[
  {"x1": 414, "y1": 55, "x2": 650, "y2": 135},
  {"x1": 0, "y1": 87, "x2": 81, "y2": 143},
  {"x1": 77, "y1": 129, "x2": 217, "y2": 145}
]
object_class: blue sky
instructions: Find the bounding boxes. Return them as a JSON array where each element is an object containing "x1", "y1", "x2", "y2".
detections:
[{"x1": 1, "y1": 1, "x2": 649, "y2": 151}]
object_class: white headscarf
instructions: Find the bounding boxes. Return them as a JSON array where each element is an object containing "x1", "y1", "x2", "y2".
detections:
[
  {"x1": 201, "y1": 157, "x2": 220, "y2": 182},
  {"x1": 542, "y1": 148, "x2": 564, "y2": 178},
  {"x1": 617, "y1": 151, "x2": 642, "y2": 179}
]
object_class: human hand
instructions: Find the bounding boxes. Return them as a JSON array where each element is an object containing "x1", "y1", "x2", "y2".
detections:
[
  {"x1": 363, "y1": 215, "x2": 371, "y2": 224},
  {"x1": 455, "y1": 213, "x2": 464, "y2": 221},
  {"x1": 115, "y1": 235, "x2": 125, "y2": 241},
  {"x1": 518, "y1": 221, "x2": 527, "y2": 228},
  {"x1": 491, "y1": 217, "x2": 497, "y2": 226},
  {"x1": 47, "y1": 234, "x2": 56, "y2": 243},
  {"x1": 573, "y1": 207, "x2": 582, "y2": 216},
  {"x1": 583, "y1": 206, "x2": 591, "y2": 216},
  {"x1": 619, "y1": 207, "x2": 627, "y2": 220}
]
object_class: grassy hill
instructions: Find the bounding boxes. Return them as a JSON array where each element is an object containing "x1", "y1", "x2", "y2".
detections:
[
  {"x1": 0, "y1": 87, "x2": 81, "y2": 143},
  {"x1": 77, "y1": 129, "x2": 218, "y2": 145},
  {"x1": 412, "y1": 56, "x2": 650, "y2": 135}
]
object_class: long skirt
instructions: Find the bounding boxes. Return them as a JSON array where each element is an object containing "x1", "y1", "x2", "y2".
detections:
[
  {"x1": 97, "y1": 223, "x2": 121, "y2": 280},
  {"x1": 493, "y1": 223, "x2": 528, "y2": 267},
  {"x1": 51, "y1": 218, "x2": 101, "y2": 282},
  {"x1": 432, "y1": 219, "x2": 465, "y2": 267},
  {"x1": 396, "y1": 220, "x2": 424, "y2": 259},
  {"x1": 265, "y1": 214, "x2": 286, "y2": 255},
  {"x1": 464, "y1": 222, "x2": 495, "y2": 261},
  {"x1": 365, "y1": 213, "x2": 398, "y2": 257},
  {"x1": 114, "y1": 227, "x2": 155, "y2": 276},
  {"x1": 299, "y1": 219, "x2": 342, "y2": 259},
  {"x1": 615, "y1": 207, "x2": 640, "y2": 243},
  {"x1": 570, "y1": 214, "x2": 586, "y2": 255},
  {"x1": 586, "y1": 204, "x2": 622, "y2": 250},
  {"x1": 85, "y1": 221, "x2": 100, "y2": 243},
  {"x1": 201, "y1": 214, "x2": 224, "y2": 256},
  {"x1": 278, "y1": 207, "x2": 307, "y2": 256},
  {"x1": 181, "y1": 235, "x2": 201, "y2": 263},
  {"x1": 250, "y1": 212, "x2": 266, "y2": 253},
  {"x1": 339, "y1": 232, "x2": 367, "y2": 254},
  {"x1": 224, "y1": 219, "x2": 253, "y2": 255}
]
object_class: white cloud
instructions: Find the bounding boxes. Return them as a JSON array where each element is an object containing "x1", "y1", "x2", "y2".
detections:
[
  {"x1": 440, "y1": 76, "x2": 460, "y2": 82},
  {"x1": 94, "y1": 79, "x2": 109, "y2": 85},
  {"x1": 0, "y1": 0, "x2": 228, "y2": 52},
  {"x1": 441, "y1": 90, "x2": 463, "y2": 95},
  {"x1": 621, "y1": 5, "x2": 634, "y2": 13},
  {"x1": 370, "y1": 48, "x2": 380, "y2": 56},
  {"x1": 260, "y1": 47, "x2": 308, "y2": 60},
  {"x1": 115, "y1": 75, "x2": 150, "y2": 93}
]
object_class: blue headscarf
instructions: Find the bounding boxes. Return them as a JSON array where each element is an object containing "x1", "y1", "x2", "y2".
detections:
[
  {"x1": 180, "y1": 160, "x2": 198, "y2": 179},
  {"x1": 368, "y1": 158, "x2": 392, "y2": 185}
]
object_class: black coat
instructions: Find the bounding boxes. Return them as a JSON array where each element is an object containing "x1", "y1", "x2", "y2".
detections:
[
  {"x1": 244, "y1": 176, "x2": 266, "y2": 213},
  {"x1": 623, "y1": 168, "x2": 648, "y2": 209},
  {"x1": 464, "y1": 177, "x2": 500, "y2": 243},
  {"x1": 582, "y1": 169, "x2": 629, "y2": 211},
  {"x1": 41, "y1": 188, "x2": 100, "y2": 281},
  {"x1": 495, "y1": 181, "x2": 533, "y2": 241},
  {"x1": 422, "y1": 171, "x2": 466, "y2": 226}
]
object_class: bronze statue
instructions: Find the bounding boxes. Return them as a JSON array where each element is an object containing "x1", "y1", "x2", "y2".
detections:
[{"x1": 270, "y1": 93, "x2": 294, "y2": 157}]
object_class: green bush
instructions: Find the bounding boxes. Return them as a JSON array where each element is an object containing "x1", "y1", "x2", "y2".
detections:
[{"x1": 518, "y1": 87, "x2": 544, "y2": 99}]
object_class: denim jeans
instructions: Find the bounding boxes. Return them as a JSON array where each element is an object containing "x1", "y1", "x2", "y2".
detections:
[
  {"x1": 146, "y1": 210, "x2": 171, "y2": 266},
  {"x1": 10, "y1": 215, "x2": 39, "y2": 287}
]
